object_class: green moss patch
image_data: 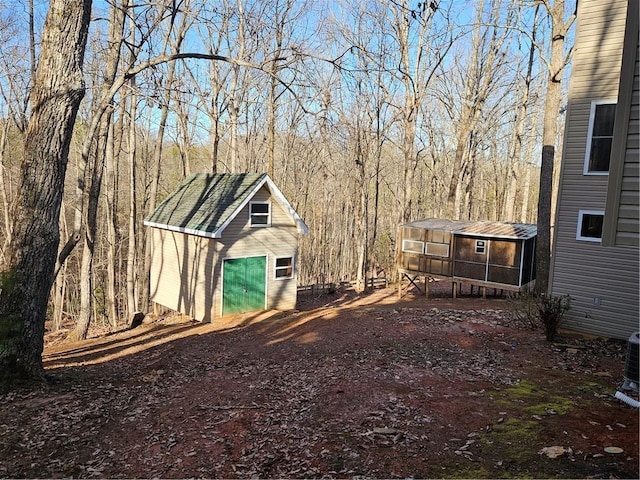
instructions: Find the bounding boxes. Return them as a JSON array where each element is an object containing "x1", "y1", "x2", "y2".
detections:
[{"x1": 496, "y1": 379, "x2": 576, "y2": 416}]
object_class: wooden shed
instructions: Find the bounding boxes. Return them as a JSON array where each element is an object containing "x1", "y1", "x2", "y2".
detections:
[
  {"x1": 397, "y1": 219, "x2": 537, "y2": 297},
  {"x1": 143, "y1": 173, "x2": 308, "y2": 322}
]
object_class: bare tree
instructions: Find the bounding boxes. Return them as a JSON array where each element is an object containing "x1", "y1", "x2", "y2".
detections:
[
  {"x1": 444, "y1": 0, "x2": 514, "y2": 219},
  {"x1": 535, "y1": 0, "x2": 575, "y2": 294},
  {"x1": 504, "y1": 5, "x2": 538, "y2": 221},
  {"x1": 0, "y1": 0, "x2": 92, "y2": 383},
  {"x1": 71, "y1": 0, "x2": 129, "y2": 341}
]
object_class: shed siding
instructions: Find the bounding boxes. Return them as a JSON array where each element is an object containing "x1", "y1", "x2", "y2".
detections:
[
  {"x1": 149, "y1": 229, "x2": 219, "y2": 323},
  {"x1": 215, "y1": 186, "x2": 299, "y2": 315},
  {"x1": 551, "y1": 0, "x2": 639, "y2": 339}
]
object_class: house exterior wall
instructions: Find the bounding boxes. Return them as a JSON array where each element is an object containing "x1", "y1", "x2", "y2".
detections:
[
  {"x1": 603, "y1": 0, "x2": 639, "y2": 247},
  {"x1": 550, "y1": 0, "x2": 639, "y2": 339},
  {"x1": 150, "y1": 185, "x2": 301, "y2": 323}
]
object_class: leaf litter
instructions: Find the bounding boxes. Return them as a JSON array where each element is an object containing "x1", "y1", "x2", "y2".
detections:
[{"x1": 0, "y1": 287, "x2": 637, "y2": 478}]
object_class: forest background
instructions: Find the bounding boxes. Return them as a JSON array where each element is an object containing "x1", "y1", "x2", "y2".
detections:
[{"x1": 0, "y1": 0, "x2": 575, "y2": 342}]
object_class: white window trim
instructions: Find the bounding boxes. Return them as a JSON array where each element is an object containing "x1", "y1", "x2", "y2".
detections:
[
  {"x1": 475, "y1": 240, "x2": 486, "y2": 254},
  {"x1": 583, "y1": 100, "x2": 616, "y2": 176},
  {"x1": 274, "y1": 256, "x2": 294, "y2": 279},
  {"x1": 402, "y1": 239, "x2": 424, "y2": 254},
  {"x1": 249, "y1": 201, "x2": 271, "y2": 227},
  {"x1": 576, "y1": 210, "x2": 604, "y2": 242},
  {"x1": 425, "y1": 242, "x2": 450, "y2": 257}
]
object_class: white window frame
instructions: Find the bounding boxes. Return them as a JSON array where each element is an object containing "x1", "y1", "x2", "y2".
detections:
[
  {"x1": 402, "y1": 239, "x2": 424, "y2": 254},
  {"x1": 475, "y1": 240, "x2": 486, "y2": 254},
  {"x1": 583, "y1": 100, "x2": 616, "y2": 176},
  {"x1": 425, "y1": 242, "x2": 450, "y2": 257},
  {"x1": 249, "y1": 201, "x2": 271, "y2": 227},
  {"x1": 274, "y1": 256, "x2": 294, "y2": 279},
  {"x1": 576, "y1": 210, "x2": 604, "y2": 242}
]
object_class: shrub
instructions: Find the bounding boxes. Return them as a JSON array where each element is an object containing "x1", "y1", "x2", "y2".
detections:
[
  {"x1": 536, "y1": 294, "x2": 571, "y2": 342},
  {"x1": 508, "y1": 292, "x2": 571, "y2": 341}
]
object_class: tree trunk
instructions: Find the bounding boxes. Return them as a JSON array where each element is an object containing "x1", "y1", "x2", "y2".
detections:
[
  {"x1": 0, "y1": 119, "x2": 12, "y2": 257},
  {"x1": 104, "y1": 116, "x2": 120, "y2": 327},
  {"x1": 505, "y1": 6, "x2": 538, "y2": 221},
  {"x1": 535, "y1": 0, "x2": 571, "y2": 294},
  {"x1": 126, "y1": 89, "x2": 139, "y2": 319},
  {"x1": 72, "y1": 0, "x2": 127, "y2": 340},
  {"x1": 0, "y1": 0, "x2": 92, "y2": 384}
]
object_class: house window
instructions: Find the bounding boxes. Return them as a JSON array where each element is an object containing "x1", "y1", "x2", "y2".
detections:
[
  {"x1": 584, "y1": 101, "x2": 616, "y2": 174},
  {"x1": 577, "y1": 210, "x2": 604, "y2": 242},
  {"x1": 475, "y1": 240, "x2": 486, "y2": 254},
  {"x1": 250, "y1": 201, "x2": 270, "y2": 226},
  {"x1": 425, "y1": 242, "x2": 449, "y2": 257},
  {"x1": 275, "y1": 257, "x2": 293, "y2": 279},
  {"x1": 402, "y1": 239, "x2": 424, "y2": 254}
]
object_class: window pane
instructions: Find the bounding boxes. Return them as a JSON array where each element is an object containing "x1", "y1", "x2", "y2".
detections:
[
  {"x1": 402, "y1": 240, "x2": 424, "y2": 254},
  {"x1": 425, "y1": 242, "x2": 449, "y2": 257},
  {"x1": 275, "y1": 257, "x2": 293, "y2": 278},
  {"x1": 276, "y1": 257, "x2": 292, "y2": 267},
  {"x1": 580, "y1": 214, "x2": 604, "y2": 239},
  {"x1": 251, "y1": 215, "x2": 268, "y2": 225},
  {"x1": 251, "y1": 203, "x2": 269, "y2": 214},
  {"x1": 588, "y1": 137, "x2": 612, "y2": 171},
  {"x1": 593, "y1": 104, "x2": 616, "y2": 136}
]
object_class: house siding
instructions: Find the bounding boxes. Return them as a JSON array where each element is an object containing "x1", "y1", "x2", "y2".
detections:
[
  {"x1": 613, "y1": 44, "x2": 640, "y2": 245},
  {"x1": 215, "y1": 186, "x2": 300, "y2": 316},
  {"x1": 551, "y1": 0, "x2": 639, "y2": 339}
]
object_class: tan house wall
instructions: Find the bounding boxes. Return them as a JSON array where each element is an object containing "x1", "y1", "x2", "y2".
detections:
[
  {"x1": 604, "y1": 0, "x2": 639, "y2": 247},
  {"x1": 551, "y1": 0, "x2": 639, "y2": 339},
  {"x1": 149, "y1": 185, "x2": 300, "y2": 322}
]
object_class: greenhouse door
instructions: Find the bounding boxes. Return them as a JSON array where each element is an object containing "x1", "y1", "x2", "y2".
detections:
[{"x1": 222, "y1": 256, "x2": 266, "y2": 316}]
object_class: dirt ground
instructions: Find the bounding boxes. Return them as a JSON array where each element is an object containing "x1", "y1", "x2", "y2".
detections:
[{"x1": 0, "y1": 283, "x2": 638, "y2": 479}]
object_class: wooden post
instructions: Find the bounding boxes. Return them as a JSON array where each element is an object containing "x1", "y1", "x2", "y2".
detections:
[
  {"x1": 453, "y1": 281, "x2": 457, "y2": 299},
  {"x1": 425, "y1": 277, "x2": 430, "y2": 299},
  {"x1": 482, "y1": 287, "x2": 487, "y2": 299},
  {"x1": 398, "y1": 272, "x2": 402, "y2": 299}
]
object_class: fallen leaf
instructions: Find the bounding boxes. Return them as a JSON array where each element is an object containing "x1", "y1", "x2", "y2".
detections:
[
  {"x1": 604, "y1": 447, "x2": 624, "y2": 454},
  {"x1": 539, "y1": 446, "x2": 572, "y2": 458}
]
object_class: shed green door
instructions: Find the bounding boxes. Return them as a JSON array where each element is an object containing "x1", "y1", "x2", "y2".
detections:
[{"x1": 222, "y1": 256, "x2": 266, "y2": 316}]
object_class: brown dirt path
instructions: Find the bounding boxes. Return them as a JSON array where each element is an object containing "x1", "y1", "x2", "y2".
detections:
[{"x1": 1, "y1": 286, "x2": 638, "y2": 478}]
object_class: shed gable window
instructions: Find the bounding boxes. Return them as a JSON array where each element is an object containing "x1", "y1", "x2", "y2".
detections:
[
  {"x1": 402, "y1": 239, "x2": 424, "y2": 254},
  {"x1": 577, "y1": 210, "x2": 604, "y2": 242},
  {"x1": 475, "y1": 240, "x2": 486, "y2": 254},
  {"x1": 584, "y1": 101, "x2": 616, "y2": 174},
  {"x1": 275, "y1": 257, "x2": 293, "y2": 279},
  {"x1": 250, "y1": 201, "x2": 271, "y2": 226}
]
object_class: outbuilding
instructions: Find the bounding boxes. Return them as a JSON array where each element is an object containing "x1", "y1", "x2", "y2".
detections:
[
  {"x1": 397, "y1": 219, "x2": 537, "y2": 297},
  {"x1": 144, "y1": 173, "x2": 308, "y2": 322}
]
